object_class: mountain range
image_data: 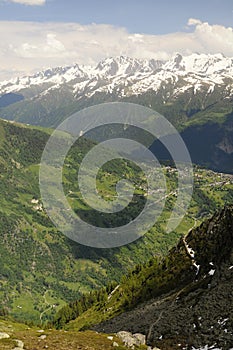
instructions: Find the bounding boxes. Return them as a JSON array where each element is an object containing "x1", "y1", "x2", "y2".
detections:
[
  {"x1": 0, "y1": 53, "x2": 232, "y2": 173},
  {"x1": 1, "y1": 53, "x2": 233, "y2": 106}
]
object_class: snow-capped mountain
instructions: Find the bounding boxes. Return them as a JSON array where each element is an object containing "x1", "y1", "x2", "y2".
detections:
[
  {"x1": 0, "y1": 53, "x2": 233, "y2": 100},
  {"x1": 0, "y1": 53, "x2": 232, "y2": 173},
  {"x1": 130, "y1": 53, "x2": 233, "y2": 96},
  {"x1": 0, "y1": 52, "x2": 233, "y2": 131},
  {"x1": 0, "y1": 56, "x2": 162, "y2": 96}
]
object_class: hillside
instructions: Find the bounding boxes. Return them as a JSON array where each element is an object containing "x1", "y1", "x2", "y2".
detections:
[
  {"x1": 61, "y1": 206, "x2": 233, "y2": 350},
  {"x1": 0, "y1": 53, "x2": 232, "y2": 173},
  {"x1": 0, "y1": 318, "x2": 130, "y2": 350},
  {"x1": 0, "y1": 118, "x2": 232, "y2": 324}
]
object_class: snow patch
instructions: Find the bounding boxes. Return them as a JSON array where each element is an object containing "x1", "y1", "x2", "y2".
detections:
[
  {"x1": 192, "y1": 346, "x2": 222, "y2": 350},
  {"x1": 183, "y1": 237, "x2": 200, "y2": 275},
  {"x1": 218, "y1": 318, "x2": 228, "y2": 325},
  {"x1": 108, "y1": 285, "x2": 120, "y2": 300}
]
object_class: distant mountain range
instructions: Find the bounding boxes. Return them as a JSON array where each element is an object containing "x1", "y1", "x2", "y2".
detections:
[
  {"x1": 1, "y1": 53, "x2": 233, "y2": 105},
  {"x1": 0, "y1": 53, "x2": 232, "y2": 173},
  {"x1": 1, "y1": 53, "x2": 233, "y2": 128}
]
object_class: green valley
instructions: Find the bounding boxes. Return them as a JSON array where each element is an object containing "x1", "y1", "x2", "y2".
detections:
[{"x1": 0, "y1": 118, "x2": 232, "y2": 326}]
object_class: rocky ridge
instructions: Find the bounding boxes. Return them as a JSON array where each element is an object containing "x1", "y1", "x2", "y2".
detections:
[{"x1": 92, "y1": 206, "x2": 233, "y2": 350}]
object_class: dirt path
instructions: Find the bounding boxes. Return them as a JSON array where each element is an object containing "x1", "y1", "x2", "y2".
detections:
[{"x1": 39, "y1": 290, "x2": 53, "y2": 323}]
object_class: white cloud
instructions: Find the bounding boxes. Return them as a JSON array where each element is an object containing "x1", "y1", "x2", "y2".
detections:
[
  {"x1": 14, "y1": 33, "x2": 66, "y2": 57},
  {"x1": 7, "y1": 0, "x2": 46, "y2": 5},
  {"x1": 0, "y1": 19, "x2": 233, "y2": 80},
  {"x1": 187, "y1": 18, "x2": 202, "y2": 26}
]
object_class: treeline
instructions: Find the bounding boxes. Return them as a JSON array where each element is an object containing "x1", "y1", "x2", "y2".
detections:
[
  {"x1": 51, "y1": 240, "x2": 194, "y2": 330},
  {"x1": 3, "y1": 122, "x2": 50, "y2": 166},
  {"x1": 52, "y1": 281, "x2": 118, "y2": 329},
  {"x1": 51, "y1": 206, "x2": 233, "y2": 331}
]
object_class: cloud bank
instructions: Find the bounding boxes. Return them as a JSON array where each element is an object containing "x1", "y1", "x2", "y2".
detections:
[
  {"x1": 0, "y1": 18, "x2": 233, "y2": 80},
  {"x1": 6, "y1": 0, "x2": 46, "y2": 5}
]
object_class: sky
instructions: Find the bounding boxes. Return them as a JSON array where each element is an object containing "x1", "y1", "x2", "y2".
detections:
[{"x1": 0, "y1": 0, "x2": 233, "y2": 80}]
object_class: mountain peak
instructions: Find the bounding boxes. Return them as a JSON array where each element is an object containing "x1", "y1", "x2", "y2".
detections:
[
  {"x1": 94, "y1": 55, "x2": 161, "y2": 77},
  {"x1": 169, "y1": 52, "x2": 185, "y2": 70}
]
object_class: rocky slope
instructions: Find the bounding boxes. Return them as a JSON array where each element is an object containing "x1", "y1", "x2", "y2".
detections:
[{"x1": 83, "y1": 206, "x2": 233, "y2": 350}]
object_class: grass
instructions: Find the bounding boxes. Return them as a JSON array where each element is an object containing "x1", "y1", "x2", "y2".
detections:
[
  {"x1": 0, "y1": 318, "x2": 132, "y2": 350},
  {"x1": 183, "y1": 111, "x2": 228, "y2": 128}
]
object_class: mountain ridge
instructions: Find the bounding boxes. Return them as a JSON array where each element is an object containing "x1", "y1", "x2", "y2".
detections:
[
  {"x1": 62, "y1": 206, "x2": 233, "y2": 350},
  {"x1": 0, "y1": 53, "x2": 232, "y2": 99}
]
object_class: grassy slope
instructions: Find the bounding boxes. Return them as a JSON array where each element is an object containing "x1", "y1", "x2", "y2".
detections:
[{"x1": 0, "y1": 318, "x2": 134, "y2": 350}]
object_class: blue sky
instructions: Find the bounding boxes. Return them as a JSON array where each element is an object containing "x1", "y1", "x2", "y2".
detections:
[
  {"x1": 0, "y1": 0, "x2": 233, "y2": 80},
  {"x1": 0, "y1": 0, "x2": 233, "y2": 34}
]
